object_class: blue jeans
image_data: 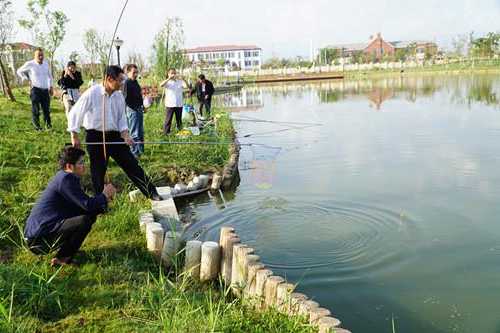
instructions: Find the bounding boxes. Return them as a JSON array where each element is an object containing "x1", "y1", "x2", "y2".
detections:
[{"x1": 126, "y1": 106, "x2": 144, "y2": 157}]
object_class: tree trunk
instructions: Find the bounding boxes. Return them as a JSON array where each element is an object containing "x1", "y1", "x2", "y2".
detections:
[{"x1": 0, "y1": 58, "x2": 16, "y2": 102}]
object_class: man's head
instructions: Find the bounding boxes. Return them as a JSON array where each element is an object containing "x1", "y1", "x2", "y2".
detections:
[
  {"x1": 198, "y1": 74, "x2": 206, "y2": 83},
  {"x1": 34, "y1": 48, "x2": 44, "y2": 64},
  {"x1": 67, "y1": 61, "x2": 76, "y2": 73},
  {"x1": 104, "y1": 65, "x2": 125, "y2": 92},
  {"x1": 59, "y1": 146, "x2": 86, "y2": 177},
  {"x1": 167, "y1": 68, "x2": 177, "y2": 79},
  {"x1": 126, "y1": 64, "x2": 139, "y2": 80}
]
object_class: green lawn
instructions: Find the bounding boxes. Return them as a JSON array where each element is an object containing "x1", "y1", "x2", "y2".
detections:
[{"x1": 0, "y1": 88, "x2": 314, "y2": 332}]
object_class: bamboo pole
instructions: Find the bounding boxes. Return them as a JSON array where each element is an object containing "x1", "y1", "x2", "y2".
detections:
[
  {"x1": 254, "y1": 269, "x2": 273, "y2": 310},
  {"x1": 276, "y1": 283, "x2": 295, "y2": 313},
  {"x1": 161, "y1": 231, "x2": 181, "y2": 268},
  {"x1": 146, "y1": 223, "x2": 164, "y2": 255},
  {"x1": 184, "y1": 240, "x2": 202, "y2": 280},
  {"x1": 263, "y1": 275, "x2": 285, "y2": 309},
  {"x1": 200, "y1": 241, "x2": 221, "y2": 281},
  {"x1": 317, "y1": 317, "x2": 342, "y2": 333}
]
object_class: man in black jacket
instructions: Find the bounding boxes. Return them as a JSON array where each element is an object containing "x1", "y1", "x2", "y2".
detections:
[
  {"x1": 192, "y1": 74, "x2": 214, "y2": 117},
  {"x1": 58, "y1": 61, "x2": 84, "y2": 118},
  {"x1": 24, "y1": 146, "x2": 116, "y2": 266}
]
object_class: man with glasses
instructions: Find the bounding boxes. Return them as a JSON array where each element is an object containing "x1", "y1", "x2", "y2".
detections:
[
  {"x1": 25, "y1": 146, "x2": 116, "y2": 266},
  {"x1": 67, "y1": 65, "x2": 162, "y2": 201}
]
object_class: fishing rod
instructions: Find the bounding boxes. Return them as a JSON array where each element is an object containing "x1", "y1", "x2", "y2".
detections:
[
  {"x1": 81, "y1": 140, "x2": 280, "y2": 149},
  {"x1": 230, "y1": 117, "x2": 323, "y2": 127}
]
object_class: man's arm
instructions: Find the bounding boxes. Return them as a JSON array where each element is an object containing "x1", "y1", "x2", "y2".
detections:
[
  {"x1": 59, "y1": 174, "x2": 108, "y2": 214},
  {"x1": 16, "y1": 62, "x2": 31, "y2": 81},
  {"x1": 68, "y1": 89, "x2": 92, "y2": 147},
  {"x1": 117, "y1": 93, "x2": 134, "y2": 145}
]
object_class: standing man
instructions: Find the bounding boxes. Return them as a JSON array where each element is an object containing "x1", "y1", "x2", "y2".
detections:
[
  {"x1": 25, "y1": 146, "x2": 116, "y2": 266},
  {"x1": 16, "y1": 48, "x2": 53, "y2": 130},
  {"x1": 160, "y1": 68, "x2": 189, "y2": 135},
  {"x1": 68, "y1": 65, "x2": 162, "y2": 201},
  {"x1": 58, "y1": 61, "x2": 84, "y2": 119},
  {"x1": 192, "y1": 74, "x2": 214, "y2": 117},
  {"x1": 123, "y1": 64, "x2": 145, "y2": 158}
]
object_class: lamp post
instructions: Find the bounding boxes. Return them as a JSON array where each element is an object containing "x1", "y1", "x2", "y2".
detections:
[{"x1": 114, "y1": 37, "x2": 124, "y2": 67}]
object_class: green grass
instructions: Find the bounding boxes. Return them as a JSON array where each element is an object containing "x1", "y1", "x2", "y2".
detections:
[{"x1": 0, "y1": 88, "x2": 314, "y2": 332}]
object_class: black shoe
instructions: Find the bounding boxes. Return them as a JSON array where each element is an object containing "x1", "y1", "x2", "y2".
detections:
[{"x1": 151, "y1": 194, "x2": 163, "y2": 201}]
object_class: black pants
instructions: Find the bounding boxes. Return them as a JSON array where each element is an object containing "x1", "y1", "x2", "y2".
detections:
[
  {"x1": 198, "y1": 99, "x2": 212, "y2": 117},
  {"x1": 30, "y1": 87, "x2": 51, "y2": 130},
  {"x1": 27, "y1": 215, "x2": 96, "y2": 258},
  {"x1": 85, "y1": 130, "x2": 158, "y2": 198},
  {"x1": 164, "y1": 107, "x2": 183, "y2": 134}
]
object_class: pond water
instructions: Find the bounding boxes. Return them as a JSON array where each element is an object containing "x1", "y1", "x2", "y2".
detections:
[{"x1": 178, "y1": 74, "x2": 500, "y2": 333}]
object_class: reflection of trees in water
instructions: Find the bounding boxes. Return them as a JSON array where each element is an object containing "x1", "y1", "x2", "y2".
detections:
[{"x1": 467, "y1": 78, "x2": 498, "y2": 106}]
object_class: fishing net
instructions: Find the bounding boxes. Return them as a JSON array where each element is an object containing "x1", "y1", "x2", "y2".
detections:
[{"x1": 246, "y1": 144, "x2": 282, "y2": 190}]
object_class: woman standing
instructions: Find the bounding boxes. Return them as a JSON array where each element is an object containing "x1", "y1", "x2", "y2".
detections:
[{"x1": 58, "y1": 61, "x2": 84, "y2": 118}]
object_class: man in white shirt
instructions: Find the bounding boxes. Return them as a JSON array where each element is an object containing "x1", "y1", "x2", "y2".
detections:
[
  {"x1": 160, "y1": 68, "x2": 189, "y2": 135},
  {"x1": 16, "y1": 48, "x2": 54, "y2": 130},
  {"x1": 68, "y1": 65, "x2": 162, "y2": 201}
]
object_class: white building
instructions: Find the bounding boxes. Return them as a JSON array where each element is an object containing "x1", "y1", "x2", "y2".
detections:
[
  {"x1": 185, "y1": 45, "x2": 263, "y2": 71},
  {"x1": 0, "y1": 42, "x2": 38, "y2": 82}
]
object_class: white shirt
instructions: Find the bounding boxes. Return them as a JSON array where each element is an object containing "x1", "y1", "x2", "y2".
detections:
[
  {"x1": 162, "y1": 79, "x2": 186, "y2": 107},
  {"x1": 16, "y1": 60, "x2": 53, "y2": 89},
  {"x1": 67, "y1": 84, "x2": 128, "y2": 133}
]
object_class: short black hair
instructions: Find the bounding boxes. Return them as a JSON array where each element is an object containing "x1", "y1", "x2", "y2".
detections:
[
  {"x1": 34, "y1": 47, "x2": 43, "y2": 54},
  {"x1": 67, "y1": 61, "x2": 76, "y2": 67},
  {"x1": 198, "y1": 74, "x2": 206, "y2": 80},
  {"x1": 59, "y1": 146, "x2": 85, "y2": 170},
  {"x1": 105, "y1": 65, "x2": 124, "y2": 80},
  {"x1": 125, "y1": 64, "x2": 138, "y2": 72}
]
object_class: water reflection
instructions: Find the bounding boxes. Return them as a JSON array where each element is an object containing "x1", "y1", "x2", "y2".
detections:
[
  {"x1": 180, "y1": 74, "x2": 500, "y2": 333},
  {"x1": 217, "y1": 75, "x2": 500, "y2": 111}
]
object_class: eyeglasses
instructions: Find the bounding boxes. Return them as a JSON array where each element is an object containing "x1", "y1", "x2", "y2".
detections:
[{"x1": 76, "y1": 160, "x2": 85, "y2": 166}]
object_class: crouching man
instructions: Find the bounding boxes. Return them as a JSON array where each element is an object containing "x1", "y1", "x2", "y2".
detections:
[{"x1": 24, "y1": 146, "x2": 116, "y2": 266}]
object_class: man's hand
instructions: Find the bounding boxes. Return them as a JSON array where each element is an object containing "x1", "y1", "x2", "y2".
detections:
[
  {"x1": 49, "y1": 87, "x2": 54, "y2": 96},
  {"x1": 103, "y1": 183, "x2": 117, "y2": 201},
  {"x1": 71, "y1": 133, "x2": 81, "y2": 148},
  {"x1": 124, "y1": 135, "x2": 134, "y2": 146},
  {"x1": 205, "y1": 95, "x2": 209, "y2": 100}
]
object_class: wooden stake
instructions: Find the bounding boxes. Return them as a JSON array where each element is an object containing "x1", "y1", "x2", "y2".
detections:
[
  {"x1": 317, "y1": 317, "x2": 342, "y2": 333},
  {"x1": 254, "y1": 269, "x2": 273, "y2": 309},
  {"x1": 276, "y1": 283, "x2": 295, "y2": 313},
  {"x1": 161, "y1": 231, "x2": 181, "y2": 268},
  {"x1": 309, "y1": 307, "x2": 331, "y2": 325},
  {"x1": 146, "y1": 223, "x2": 164, "y2": 255},
  {"x1": 288, "y1": 293, "x2": 308, "y2": 315},
  {"x1": 244, "y1": 262, "x2": 265, "y2": 299},
  {"x1": 184, "y1": 240, "x2": 202, "y2": 280},
  {"x1": 298, "y1": 300, "x2": 319, "y2": 318},
  {"x1": 222, "y1": 235, "x2": 240, "y2": 284},
  {"x1": 200, "y1": 241, "x2": 221, "y2": 281},
  {"x1": 264, "y1": 275, "x2": 285, "y2": 309}
]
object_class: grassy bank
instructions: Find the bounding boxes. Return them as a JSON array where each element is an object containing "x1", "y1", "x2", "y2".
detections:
[{"x1": 0, "y1": 89, "x2": 314, "y2": 332}]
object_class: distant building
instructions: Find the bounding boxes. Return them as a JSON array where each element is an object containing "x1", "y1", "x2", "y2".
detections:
[
  {"x1": 323, "y1": 33, "x2": 438, "y2": 62},
  {"x1": 0, "y1": 42, "x2": 38, "y2": 81},
  {"x1": 185, "y1": 45, "x2": 263, "y2": 70}
]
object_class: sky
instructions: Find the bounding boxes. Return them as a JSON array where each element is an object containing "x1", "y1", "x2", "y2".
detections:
[{"x1": 9, "y1": 0, "x2": 500, "y2": 64}]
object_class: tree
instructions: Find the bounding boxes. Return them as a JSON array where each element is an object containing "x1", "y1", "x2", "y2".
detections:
[
  {"x1": 18, "y1": 0, "x2": 69, "y2": 69},
  {"x1": 151, "y1": 17, "x2": 185, "y2": 79},
  {"x1": 317, "y1": 47, "x2": 340, "y2": 65},
  {"x1": 126, "y1": 51, "x2": 146, "y2": 73},
  {"x1": 470, "y1": 32, "x2": 500, "y2": 58},
  {"x1": 0, "y1": 0, "x2": 15, "y2": 101},
  {"x1": 83, "y1": 28, "x2": 111, "y2": 78}
]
